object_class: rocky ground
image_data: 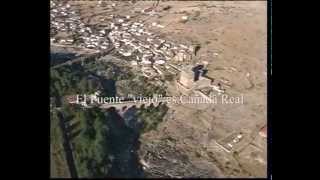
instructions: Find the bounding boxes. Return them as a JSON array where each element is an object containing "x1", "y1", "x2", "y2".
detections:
[{"x1": 130, "y1": 1, "x2": 268, "y2": 178}]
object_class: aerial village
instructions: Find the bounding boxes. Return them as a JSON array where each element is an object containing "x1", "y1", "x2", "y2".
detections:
[{"x1": 51, "y1": 1, "x2": 268, "y2": 177}]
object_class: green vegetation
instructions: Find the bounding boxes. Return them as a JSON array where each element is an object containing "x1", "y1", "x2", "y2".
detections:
[
  {"x1": 50, "y1": 60, "x2": 169, "y2": 178},
  {"x1": 122, "y1": 75, "x2": 166, "y2": 97},
  {"x1": 54, "y1": 102, "x2": 168, "y2": 178},
  {"x1": 51, "y1": 61, "x2": 166, "y2": 100},
  {"x1": 50, "y1": 65, "x2": 99, "y2": 98},
  {"x1": 83, "y1": 61, "x2": 135, "y2": 81},
  {"x1": 61, "y1": 105, "x2": 112, "y2": 178},
  {"x1": 137, "y1": 104, "x2": 169, "y2": 133},
  {"x1": 50, "y1": 110, "x2": 70, "y2": 178}
]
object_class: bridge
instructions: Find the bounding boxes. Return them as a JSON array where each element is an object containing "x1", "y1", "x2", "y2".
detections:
[
  {"x1": 99, "y1": 97, "x2": 169, "y2": 109},
  {"x1": 80, "y1": 97, "x2": 179, "y2": 112}
]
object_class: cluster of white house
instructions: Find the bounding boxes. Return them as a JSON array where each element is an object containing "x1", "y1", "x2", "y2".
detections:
[
  {"x1": 108, "y1": 18, "x2": 194, "y2": 67},
  {"x1": 51, "y1": 0, "x2": 194, "y2": 77},
  {"x1": 51, "y1": 1, "x2": 111, "y2": 50}
]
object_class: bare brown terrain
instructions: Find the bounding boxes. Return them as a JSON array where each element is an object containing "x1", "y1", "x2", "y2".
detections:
[{"x1": 124, "y1": 1, "x2": 267, "y2": 178}]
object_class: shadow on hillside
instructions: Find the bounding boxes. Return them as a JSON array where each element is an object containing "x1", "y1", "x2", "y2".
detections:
[
  {"x1": 105, "y1": 107, "x2": 144, "y2": 178},
  {"x1": 50, "y1": 52, "x2": 78, "y2": 66}
]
